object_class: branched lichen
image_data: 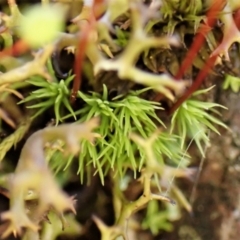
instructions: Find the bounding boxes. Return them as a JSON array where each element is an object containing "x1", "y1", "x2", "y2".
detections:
[
  {"x1": 0, "y1": 44, "x2": 54, "y2": 86},
  {"x1": 93, "y1": 131, "x2": 176, "y2": 240},
  {"x1": 0, "y1": 0, "x2": 24, "y2": 33},
  {"x1": 0, "y1": 118, "x2": 99, "y2": 238},
  {"x1": 211, "y1": 2, "x2": 240, "y2": 60},
  {"x1": 92, "y1": 2, "x2": 189, "y2": 101},
  {"x1": 40, "y1": 212, "x2": 82, "y2": 240}
]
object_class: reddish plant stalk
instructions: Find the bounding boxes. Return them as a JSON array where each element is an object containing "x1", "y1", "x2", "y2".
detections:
[
  {"x1": 175, "y1": 0, "x2": 225, "y2": 80},
  {"x1": 168, "y1": 55, "x2": 218, "y2": 114},
  {"x1": 71, "y1": 0, "x2": 105, "y2": 103},
  {"x1": 167, "y1": 0, "x2": 226, "y2": 114},
  {"x1": 71, "y1": 21, "x2": 93, "y2": 103},
  {"x1": 0, "y1": 40, "x2": 29, "y2": 57},
  {"x1": 154, "y1": 0, "x2": 225, "y2": 109}
]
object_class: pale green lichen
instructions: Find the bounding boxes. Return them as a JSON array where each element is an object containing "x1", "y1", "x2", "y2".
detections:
[
  {"x1": 210, "y1": 2, "x2": 240, "y2": 60},
  {"x1": 0, "y1": 118, "x2": 99, "y2": 238}
]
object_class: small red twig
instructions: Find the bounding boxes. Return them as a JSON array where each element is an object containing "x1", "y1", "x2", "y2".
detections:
[
  {"x1": 70, "y1": 0, "x2": 105, "y2": 103},
  {"x1": 175, "y1": 0, "x2": 226, "y2": 80},
  {"x1": 169, "y1": 55, "x2": 218, "y2": 114},
  {"x1": 166, "y1": 0, "x2": 226, "y2": 114},
  {"x1": 0, "y1": 40, "x2": 29, "y2": 57},
  {"x1": 152, "y1": 6, "x2": 223, "y2": 104},
  {"x1": 71, "y1": 21, "x2": 93, "y2": 103}
]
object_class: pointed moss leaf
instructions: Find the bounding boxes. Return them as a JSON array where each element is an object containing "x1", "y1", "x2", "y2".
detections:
[
  {"x1": 189, "y1": 100, "x2": 227, "y2": 110},
  {"x1": 47, "y1": 58, "x2": 56, "y2": 78},
  {"x1": 193, "y1": 85, "x2": 216, "y2": 96},
  {"x1": 31, "y1": 105, "x2": 52, "y2": 119},
  {"x1": 223, "y1": 75, "x2": 240, "y2": 92},
  {"x1": 97, "y1": 144, "x2": 115, "y2": 160},
  {"x1": 32, "y1": 91, "x2": 56, "y2": 99},
  {"x1": 123, "y1": 110, "x2": 131, "y2": 136},
  {"x1": 62, "y1": 98, "x2": 76, "y2": 120},
  {"x1": 27, "y1": 99, "x2": 54, "y2": 108},
  {"x1": 59, "y1": 80, "x2": 69, "y2": 95},
  {"x1": 65, "y1": 74, "x2": 75, "y2": 86},
  {"x1": 54, "y1": 105, "x2": 62, "y2": 124},
  {"x1": 85, "y1": 107, "x2": 99, "y2": 121},
  {"x1": 203, "y1": 114, "x2": 228, "y2": 131},
  {"x1": 94, "y1": 160, "x2": 105, "y2": 185},
  {"x1": 87, "y1": 142, "x2": 98, "y2": 162},
  {"x1": 102, "y1": 84, "x2": 108, "y2": 100},
  {"x1": 27, "y1": 78, "x2": 51, "y2": 88},
  {"x1": 195, "y1": 138, "x2": 206, "y2": 157},
  {"x1": 63, "y1": 155, "x2": 74, "y2": 171},
  {"x1": 55, "y1": 92, "x2": 63, "y2": 104}
]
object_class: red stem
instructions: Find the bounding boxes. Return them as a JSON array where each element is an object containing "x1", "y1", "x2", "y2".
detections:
[
  {"x1": 167, "y1": 0, "x2": 225, "y2": 114},
  {"x1": 71, "y1": 0, "x2": 105, "y2": 103},
  {"x1": 0, "y1": 40, "x2": 29, "y2": 57},
  {"x1": 175, "y1": 0, "x2": 225, "y2": 80},
  {"x1": 70, "y1": 24, "x2": 91, "y2": 103},
  {"x1": 152, "y1": 1, "x2": 223, "y2": 103},
  {"x1": 168, "y1": 55, "x2": 218, "y2": 114}
]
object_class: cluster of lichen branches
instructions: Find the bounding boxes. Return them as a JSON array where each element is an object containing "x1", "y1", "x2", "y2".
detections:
[
  {"x1": 0, "y1": 118, "x2": 100, "y2": 239},
  {"x1": 93, "y1": 131, "x2": 176, "y2": 240}
]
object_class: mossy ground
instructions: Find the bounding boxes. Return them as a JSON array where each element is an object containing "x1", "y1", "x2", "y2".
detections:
[{"x1": 0, "y1": 0, "x2": 240, "y2": 239}]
